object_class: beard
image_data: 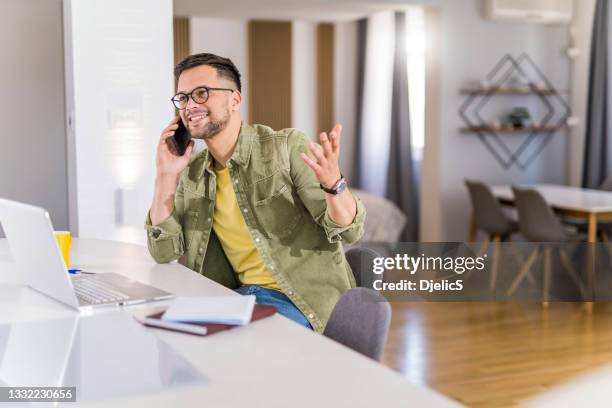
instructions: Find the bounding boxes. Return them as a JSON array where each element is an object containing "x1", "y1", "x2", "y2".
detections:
[{"x1": 189, "y1": 108, "x2": 231, "y2": 140}]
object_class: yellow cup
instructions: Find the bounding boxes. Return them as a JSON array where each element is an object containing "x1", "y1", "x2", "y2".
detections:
[{"x1": 54, "y1": 231, "x2": 72, "y2": 268}]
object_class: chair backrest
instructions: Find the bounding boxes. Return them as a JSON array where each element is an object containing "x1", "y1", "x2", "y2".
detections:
[
  {"x1": 600, "y1": 176, "x2": 612, "y2": 191},
  {"x1": 465, "y1": 180, "x2": 513, "y2": 235},
  {"x1": 323, "y1": 288, "x2": 391, "y2": 361},
  {"x1": 511, "y1": 186, "x2": 568, "y2": 242},
  {"x1": 345, "y1": 247, "x2": 380, "y2": 287}
]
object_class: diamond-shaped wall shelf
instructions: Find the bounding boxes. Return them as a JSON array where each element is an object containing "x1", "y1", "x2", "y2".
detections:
[{"x1": 458, "y1": 53, "x2": 571, "y2": 170}]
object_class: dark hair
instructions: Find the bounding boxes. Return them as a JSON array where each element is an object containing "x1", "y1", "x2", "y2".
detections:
[{"x1": 174, "y1": 53, "x2": 242, "y2": 92}]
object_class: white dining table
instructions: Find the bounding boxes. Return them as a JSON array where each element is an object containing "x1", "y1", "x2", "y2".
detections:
[
  {"x1": 0, "y1": 238, "x2": 462, "y2": 407},
  {"x1": 487, "y1": 184, "x2": 612, "y2": 243}
]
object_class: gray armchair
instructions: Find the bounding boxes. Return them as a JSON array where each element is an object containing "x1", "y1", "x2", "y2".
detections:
[{"x1": 351, "y1": 189, "x2": 407, "y2": 243}]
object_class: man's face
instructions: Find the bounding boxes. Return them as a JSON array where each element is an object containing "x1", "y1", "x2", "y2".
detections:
[{"x1": 176, "y1": 65, "x2": 238, "y2": 140}]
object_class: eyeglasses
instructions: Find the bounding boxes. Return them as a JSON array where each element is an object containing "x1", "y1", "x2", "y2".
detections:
[{"x1": 171, "y1": 86, "x2": 234, "y2": 110}]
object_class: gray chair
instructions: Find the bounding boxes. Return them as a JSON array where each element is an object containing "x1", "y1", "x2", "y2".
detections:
[
  {"x1": 512, "y1": 186, "x2": 569, "y2": 242},
  {"x1": 323, "y1": 287, "x2": 391, "y2": 361},
  {"x1": 465, "y1": 180, "x2": 519, "y2": 291},
  {"x1": 600, "y1": 176, "x2": 612, "y2": 192},
  {"x1": 465, "y1": 180, "x2": 518, "y2": 241},
  {"x1": 350, "y1": 189, "x2": 407, "y2": 243},
  {"x1": 345, "y1": 247, "x2": 379, "y2": 287},
  {"x1": 508, "y1": 187, "x2": 585, "y2": 304}
]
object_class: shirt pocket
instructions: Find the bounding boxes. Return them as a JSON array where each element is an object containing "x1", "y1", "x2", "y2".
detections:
[
  {"x1": 254, "y1": 183, "x2": 303, "y2": 238},
  {"x1": 183, "y1": 210, "x2": 200, "y2": 249}
]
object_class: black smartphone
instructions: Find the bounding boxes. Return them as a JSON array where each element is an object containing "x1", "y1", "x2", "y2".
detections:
[{"x1": 170, "y1": 118, "x2": 191, "y2": 156}]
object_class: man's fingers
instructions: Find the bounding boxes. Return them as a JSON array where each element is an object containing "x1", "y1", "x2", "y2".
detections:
[
  {"x1": 319, "y1": 132, "x2": 333, "y2": 157},
  {"x1": 184, "y1": 140, "x2": 195, "y2": 156},
  {"x1": 330, "y1": 131, "x2": 339, "y2": 153},
  {"x1": 168, "y1": 116, "x2": 180, "y2": 126},
  {"x1": 159, "y1": 130, "x2": 176, "y2": 144},
  {"x1": 330, "y1": 124, "x2": 342, "y2": 154},
  {"x1": 308, "y1": 142, "x2": 326, "y2": 164},
  {"x1": 160, "y1": 117, "x2": 181, "y2": 141},
  {"x1": 332, "y1": 123, "x2": 342, "y2": 135},
  {"x1": 300, "y1": 152, "x2": 323, "y2": 175},
  {"x1": 165, "y1": 137, "x2": 178, "y2": 155},
  {"x1": 328, "y1": 124, "x2": 342, "y2": 154}
]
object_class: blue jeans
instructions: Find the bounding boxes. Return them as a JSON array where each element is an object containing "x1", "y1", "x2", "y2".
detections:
[{"x1": 235, "y1": 285, "x2": 312, "y2": 330}]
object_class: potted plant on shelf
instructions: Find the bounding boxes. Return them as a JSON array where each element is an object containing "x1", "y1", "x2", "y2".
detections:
[{"x1": 507, "y1": 107, "x2": 531, "y2": 129}]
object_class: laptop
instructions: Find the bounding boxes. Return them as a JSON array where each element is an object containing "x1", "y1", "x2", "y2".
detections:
[{"x1": 0, "y1": 198, "x2": 173, "y2": 309}]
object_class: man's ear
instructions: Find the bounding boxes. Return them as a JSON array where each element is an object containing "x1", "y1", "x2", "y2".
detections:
[{"x1": 232, "y1": 90, "x2": 242, "y2": 112}]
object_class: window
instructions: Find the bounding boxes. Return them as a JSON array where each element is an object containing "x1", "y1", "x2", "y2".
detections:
[{"x1": 406, "y1": 7, "x2": 426, "y2": 161}]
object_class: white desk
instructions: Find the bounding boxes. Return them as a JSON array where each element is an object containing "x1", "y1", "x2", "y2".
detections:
[
  {"x1": 0, "y1": 239, "x2": 461, "y2": 407},
  {"x1": 489, "y1": 184, "x2": 612, "y2": 242}
]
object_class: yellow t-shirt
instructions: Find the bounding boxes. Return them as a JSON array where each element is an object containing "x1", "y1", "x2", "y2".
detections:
[{"x1": 212, "y1": 167, "x2": 280, "y2": 290}]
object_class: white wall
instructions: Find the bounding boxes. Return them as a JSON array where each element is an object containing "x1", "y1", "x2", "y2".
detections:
[
  {"x1": 292, "y1": 22, "x2": 317, "y2": 139},
  {"x1": 190, "y1": 17, "x2": 249, "y2": 121},
  {"x1": 64, "y1": 0, "x2": 174, "y2": 244},
  {"x1": 0, "y1": 0, "x2": 68, "y2": 235}
]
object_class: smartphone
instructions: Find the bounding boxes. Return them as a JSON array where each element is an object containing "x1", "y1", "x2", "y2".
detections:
[{"x1": 171, "y1": 118, "x2": 191, "y2": 156}]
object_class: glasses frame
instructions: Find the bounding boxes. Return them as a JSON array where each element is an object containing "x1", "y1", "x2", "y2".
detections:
[{"x1": 171, "y1": 86, "x2": 234, "y2": 110}]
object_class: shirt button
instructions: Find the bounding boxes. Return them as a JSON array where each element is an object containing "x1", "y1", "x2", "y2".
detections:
[
  {"x1": 234, "y1": 179, "x2": 239, "y2": 184},
  {"x1": 243, "y1": 208, "x2": 248, "y2": 213},
  {"x1": 308, "y1": 314, "x2": 314, "y2": 319},
  {"x1": 198, "y1": 247, "x2": 203, "y2": 254},
  {"x1": 255, "y1": 237, "x2": 260, "y2": 243},
  {"x1": 288, "y1": 290, "x2": 293, "y2": 295},
  {"x1": 207, "y1": 217, "x2": 212, "y2": 222}
]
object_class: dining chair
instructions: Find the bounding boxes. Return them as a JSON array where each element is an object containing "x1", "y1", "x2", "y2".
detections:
[
  {"x1": 507, "y1": 186, "x2": 586, "y2": 305},
  {"x1": 600, "y1": 176, "x2": 612, "y2": 192},
  {"x1": 465, "y1": 180, "x2": 519, "y2": 291}
]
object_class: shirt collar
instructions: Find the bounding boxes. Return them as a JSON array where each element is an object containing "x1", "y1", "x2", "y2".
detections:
[{"x1": 198, "y1": 121, "x2": 254, "y2": 177}]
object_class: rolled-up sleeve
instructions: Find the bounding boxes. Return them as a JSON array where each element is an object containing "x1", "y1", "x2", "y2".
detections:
[
  {"x1": 144, "y1": 179, "x2": 186, "y2": 263},
  {"x1": 288, "y1": 130, "x2": 366, "y2": 244},
  {"x1": 320, "y1": 196, "x2": 366, "y2": 244}
]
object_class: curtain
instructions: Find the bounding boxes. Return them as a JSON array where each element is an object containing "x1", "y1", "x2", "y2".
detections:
[
  {"x1": 583, "y1": 0, "x2": 612, "y2": 188},
  {"x1": 387, "y1": 11, "x2": 419, "y2": 241},
  {"x1": 354, "y1": 11, "x2": 419, "y2": 241},
  {"x1": 352, "y1": 18, "x2": 367, "y2": 188}
]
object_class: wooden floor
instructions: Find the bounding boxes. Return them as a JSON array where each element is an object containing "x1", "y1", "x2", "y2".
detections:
[{"x1": 382, "y1": 302, "x2": 612, "y2": 407}]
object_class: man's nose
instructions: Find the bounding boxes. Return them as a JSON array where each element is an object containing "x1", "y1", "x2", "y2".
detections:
[{"x1": 186, "y1": 95, "x2": 201, "y2": 110}]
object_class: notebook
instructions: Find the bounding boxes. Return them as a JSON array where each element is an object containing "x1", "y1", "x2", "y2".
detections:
[
  {"x1": 135, "y1": 304, "x2": 277, "y2": 337},
  {"x1": 162, "y1": 295, "x2": 256, "y2": 325}
]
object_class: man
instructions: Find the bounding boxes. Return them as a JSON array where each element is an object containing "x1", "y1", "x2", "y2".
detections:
[{"x1": 145, "y1": 53, "x2": 365, "y2": 333}]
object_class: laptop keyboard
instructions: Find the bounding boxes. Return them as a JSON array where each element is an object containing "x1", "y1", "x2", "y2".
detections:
[{"x1": 72, "y1": 277, "x2": 130, "y2": 305}]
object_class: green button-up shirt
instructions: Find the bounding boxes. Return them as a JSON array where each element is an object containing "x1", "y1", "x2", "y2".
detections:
[{"x1": 145, "y1": 122, "x2": 366, "y2": 333}]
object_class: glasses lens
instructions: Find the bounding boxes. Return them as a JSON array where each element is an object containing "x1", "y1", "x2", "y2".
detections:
[
  {"x1": 172, "y1": 94, "x2": 188, "y2": 109},
  {"x1": 192, "y1": 87, "x2": 209, "y2": 104}
]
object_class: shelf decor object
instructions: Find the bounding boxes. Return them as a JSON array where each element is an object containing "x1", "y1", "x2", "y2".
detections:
[{"x1": 458, "y1": 53, "x2": 571, "y2": 170}]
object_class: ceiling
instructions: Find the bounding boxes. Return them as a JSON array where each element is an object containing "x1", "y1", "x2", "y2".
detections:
[{"x1": 173, "y1": 0, "x2": 434, "y2": 22}]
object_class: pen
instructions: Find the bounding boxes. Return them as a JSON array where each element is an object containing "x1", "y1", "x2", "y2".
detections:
[{"x1": 67, "y1": 269, "x2": 96, "y2": 275}]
